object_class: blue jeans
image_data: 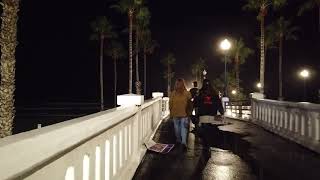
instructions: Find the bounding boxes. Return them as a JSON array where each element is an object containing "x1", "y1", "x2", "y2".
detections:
[{"x1": 172, "y1": 117, "x2": 189, "y2": 145}]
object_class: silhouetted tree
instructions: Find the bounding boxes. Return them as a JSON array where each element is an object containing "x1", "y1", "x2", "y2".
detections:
[
  {"x1": 230, "y1": 38, "x2": 254, "y2": 93},
  {"x1": 106, "y1": 41, "x2": 127, "y2": 107},
  {"x1": 140, "y1": 29, "x2": 158, "y2": 97},
  {"x1": 90, "y1": 16, "x2": 116, "y2": 111},
  {"x1": 161, "y1": 53, "x2": 176, "y2": 96},
  {"x1": 243, "y1": 0, "x2": 286, "y2": 94},
  {"x1": 191, "y1": 58, "x2": 207, "y2": 85},
  {"x1": 298, "y1": 0, "x2": 320, "y2": 32},
  {"x1": 112, "y1": 0, "x2": 144, "y2": 94},
  {"x1": 267, "y1": 17, "x2": 299, "y2": 100}
]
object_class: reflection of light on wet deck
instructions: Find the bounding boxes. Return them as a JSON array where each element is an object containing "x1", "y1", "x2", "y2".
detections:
[
  {"x1": 203, "y1": 151, "x2": 235, "y2": 179},
  {"x1": 215, "y1": 166, "x2": 232, "y2": 179}
]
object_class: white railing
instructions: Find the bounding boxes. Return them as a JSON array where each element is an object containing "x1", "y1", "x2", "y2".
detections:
[
  {"x1": 0, "y1": 96, "x2": 170, "y2": 180},
  {"x1": 251, "y1": 98, "x2": 320, "y2": 153}
]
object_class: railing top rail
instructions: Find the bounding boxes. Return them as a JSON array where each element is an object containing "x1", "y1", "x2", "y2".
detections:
[
  {"x1": 252, "y1": 98, "x2": 320, "y2": 111},
  {"x1": 0, "y1": 97, "x2": 161, "y2": 180},
  {"x1": 141, "y1": 97, "x2": 162, "y2": 109}
]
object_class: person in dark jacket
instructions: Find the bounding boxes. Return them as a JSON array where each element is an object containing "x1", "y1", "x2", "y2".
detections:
[
  {"x1": 189, "y1": 81, "x2": 199, "y2": 129},
  {"x1": 189, "y1": 81, "x2": 199, "y2": 99},
  {"x1": 194, "y1": 79, "x2": 224, "y2": 127}
]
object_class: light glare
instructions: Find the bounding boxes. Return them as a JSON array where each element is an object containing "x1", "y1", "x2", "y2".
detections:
[
  {"x1": 300, "y1": 69, "x2": 309, "y2": 78},
  {"x1": 257, "y1": 83, "x2": 262, "y2": 88},
  {"x1": 220, "y1": 39, "x2": 231, "y2": 51}
]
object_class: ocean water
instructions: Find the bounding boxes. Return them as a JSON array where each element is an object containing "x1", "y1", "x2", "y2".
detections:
[{"x1": 13, "y1": 102, "x2": 113, "y2": 134}]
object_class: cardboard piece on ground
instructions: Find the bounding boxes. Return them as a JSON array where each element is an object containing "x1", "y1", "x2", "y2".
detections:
[{"x1": 145, "y1": 140, "x2": 175, "y2": 154}]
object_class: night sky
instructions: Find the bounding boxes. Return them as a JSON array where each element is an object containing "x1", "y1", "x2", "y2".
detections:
[{"x1": 14, "y1": 0, "x2": 319, "y2": 108}]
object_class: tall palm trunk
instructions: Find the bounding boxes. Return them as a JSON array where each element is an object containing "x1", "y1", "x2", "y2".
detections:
[
  {"x1": 0, "y1": 0, "x2": 20, "y2": 138},
  {"x1": 265, "y1": 44, "x2": 268, "y2": 64},
  {"x1": 128, "y1": 9, "x2": 134, "y2": 94},
  {"x1": 278, "y1": 36, "x2": 283, "y2": 100},
  {"x1": 114, "y1": 57, "x2": 117, "y2": 107},
  {"x1": 260, "y1": 15, "x2": 265, "y2": 94},
  {"x1": 99, "y1": 35, "x2": 104, "y2": 111},
  {"x1": 235, "y1": 54, "x2": 240, "y2": 93},
  {"x1": 143, "y1": 46, "x2": 147, "y2": 96},
  {"x1": 135, "y1": 26, "x2": 141, "y2": 94}
]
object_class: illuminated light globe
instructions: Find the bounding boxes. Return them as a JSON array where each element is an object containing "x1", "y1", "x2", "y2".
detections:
[
  {"x1": 203, "y1": 69, "x2": 207, "y2": 79},
  {"x1": 300, "y1": 69, "x2": 309, "y2": 78},
  {"x1": 203, "y1": 70, "x2": 207, "y2": 76},
  {"x1": 231, "y1": 90, "x2": 237, "y2": 95},
  {"x1": 220, "y1": 39, "x2": 231, "y2": 51},
  {"x1": 257, "y1": 83, "x2": 262, "y2": 89}
]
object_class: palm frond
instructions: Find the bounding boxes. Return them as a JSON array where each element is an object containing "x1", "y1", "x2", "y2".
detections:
[
  {"x1": 272, "y1": 0, "x2": 287, "y2": 10},
  {"x1": 298, "y1": 0, "x2": 316, "y2": 16},
  {"x1": 161, "y1": 53, "x2": 176, "y2": 65},
  {"x1": 106, "y1": 40, "x2": 127, "y2": 60},
  {"x1": 110, "y1": 4, "x2": 125, "y2": 13},
  {"x1": 242, "y1": 0, "x2": 261, "y2": 11},
  {"x1": 90, "y1": 16, "x2": 117, "y2": 40},
  {"x1": 231, "y1": 38, "x2": 254, "y2": 64}
]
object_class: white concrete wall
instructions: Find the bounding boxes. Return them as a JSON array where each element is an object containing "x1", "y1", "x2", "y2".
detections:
[
  {"x1": 0, "y1": 96, "x2": 169, "y2": 180},
  {"x1": 251, "y1": 98, "x2": 320, "y2": 153}
]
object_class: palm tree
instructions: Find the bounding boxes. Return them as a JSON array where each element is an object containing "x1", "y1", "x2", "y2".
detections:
[
  {"x1": 161, "y1": 53, "x2": 176, "y2": 96},
  {"x1": 112, "y1": 0, "x2": 144, "y2": 94},
  {"x1": 298, "y1": 0, "x2": 320, "y2": 31},
  {"x1": 256, "y1": 28, "x2": 277, "y2": 60},
  {"x1": 140, "y1": 29, "x2": 158, "y2": 97},
  {"x1": 191, "y1": 58, "x2": 206, "y2": 84},
  {"x1": 267, "y1": 17, "x2": 299, "y2": 100},
  {"x1": 230, "y1": 38, "x2": 254, "y2": 93},
  {"x1": 90, "y1": 16, "x2": 116, "y2": 111},
  {"x1": 213, "y1": 72, "x2": 245, "y2": 100},
  {"x1": 264, "y1": 28, "x2": 277, "y2": 59},
  {"x1": 243, "y1": 0, "x2": 286, "y2": 94},
  {"x1": 0, "y1": 0, "x2": 20, "y2": 138},
  {"x1": 135, "y1": 6, "x2": 150, "y2": 94},
  {"x1": 106, "y1": 41, "x2": 127, "y2": 107}
]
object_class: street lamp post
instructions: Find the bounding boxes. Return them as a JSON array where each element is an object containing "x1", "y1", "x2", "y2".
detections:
[
  {"x1": 220, "y1": 39, "x2": 231, "y2": 97},
  {"x1": 299, "y1": 69, "x2": 309, "y2": 101}
]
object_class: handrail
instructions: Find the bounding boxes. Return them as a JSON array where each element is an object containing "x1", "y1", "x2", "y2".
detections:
[
  {"x1": 252, "y1": 98, "x2": 320, "y2": 111},
  {"x1": 0, "y1": 97, "x2": 165, "y2": 180},
  {"x1": 0, "y1": 106, "x2": 139, "y2": 180},
  {"x1": 251, "y1": 98, "x2": 320, "y2": 153}
]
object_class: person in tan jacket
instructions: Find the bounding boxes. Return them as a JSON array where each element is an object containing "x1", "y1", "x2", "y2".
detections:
[{"x1": 169, "y1": 78, "x2": 192, "y2": 151}]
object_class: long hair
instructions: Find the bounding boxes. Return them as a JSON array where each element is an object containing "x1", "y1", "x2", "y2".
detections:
[
  {"x1": 200, "y1": 79, "x2": 216, "y2": 96},
  {"x1": 174, "y1": 78, "x2": 187, "y2": 94}
]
